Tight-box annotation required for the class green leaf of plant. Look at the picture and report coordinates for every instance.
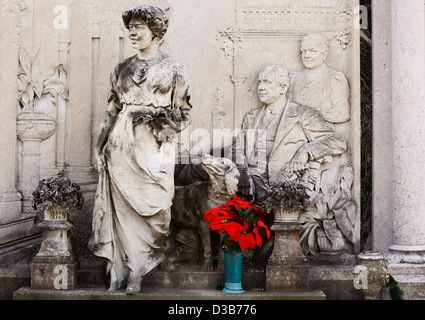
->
[247,214,254,226]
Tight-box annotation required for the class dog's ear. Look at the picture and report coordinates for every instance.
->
[224,165,240,195]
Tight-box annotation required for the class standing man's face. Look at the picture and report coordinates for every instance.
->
[257,71,286,105]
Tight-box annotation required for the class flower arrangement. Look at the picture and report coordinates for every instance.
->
[204,197,271,257]
[31,177,84,211]
[262,180,310,214]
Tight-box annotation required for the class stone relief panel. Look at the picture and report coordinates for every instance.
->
[220,0,359,260]
[286,32,356,259]
[16,46,67,211]
[5,0,359,276]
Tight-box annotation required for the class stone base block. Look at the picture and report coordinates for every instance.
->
[13,287,326,300]
[143,264,265,290]
[266,264,310,290]
[389,245,425,264]
[31,261,78,290]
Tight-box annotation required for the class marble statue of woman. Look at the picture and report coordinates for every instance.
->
[88,5,192,295]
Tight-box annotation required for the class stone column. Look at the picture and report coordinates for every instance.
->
[389,0,425,264]
[55,0,72,173]
[17,113,55,211]
[0,0,23,222]
[372,0,393,254]
[65,0,95,183]
[92,1,121,156]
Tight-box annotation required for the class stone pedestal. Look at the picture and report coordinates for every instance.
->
[268,222,306,264]
[31,261,78,291]
[31,207,78,290]
[266,222,309,290]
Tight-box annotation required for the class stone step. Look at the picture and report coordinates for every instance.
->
[13,287,326,300]
[142,266,265,290]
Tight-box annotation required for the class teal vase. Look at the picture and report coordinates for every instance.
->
[222,249,244,294]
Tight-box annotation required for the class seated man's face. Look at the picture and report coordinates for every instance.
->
[257,71,285,106]
[301,41,327,70]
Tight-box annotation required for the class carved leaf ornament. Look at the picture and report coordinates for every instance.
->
[18,47,67,111]
[300,165,356,255]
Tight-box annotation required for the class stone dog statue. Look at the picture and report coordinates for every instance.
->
[169,154,240,271]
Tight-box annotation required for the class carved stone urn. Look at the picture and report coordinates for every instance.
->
[36,207,74,259]
[272,208,301,222]
[316,229,345,255]
[356,251,390,300]
[31,177,84,290]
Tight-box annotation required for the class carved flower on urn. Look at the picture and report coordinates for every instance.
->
[262,180,310,222]
[32,177,84,214]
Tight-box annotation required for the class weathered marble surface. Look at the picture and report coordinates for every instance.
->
[89,5,192,295]
[0,0,362,298]
[232,64,355,259]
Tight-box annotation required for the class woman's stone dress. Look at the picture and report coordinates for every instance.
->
[88,53,191,288]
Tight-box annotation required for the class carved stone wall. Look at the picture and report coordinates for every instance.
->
[0,0,360,273]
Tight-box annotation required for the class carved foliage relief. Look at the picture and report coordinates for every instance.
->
[18,47,67,112]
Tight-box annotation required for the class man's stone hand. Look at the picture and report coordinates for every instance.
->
[284,147,309,177]
[238,171,253,196]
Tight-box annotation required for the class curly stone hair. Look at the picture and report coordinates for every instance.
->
[122,5,169,39]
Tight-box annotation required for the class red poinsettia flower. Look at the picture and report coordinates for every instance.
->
[225,221,244,237]
[204,207,228,223]
[204,197,271,256]
[238,232,256,252]
[207,211,231,232]
[226,197,265,220]
[209,219,229,235]
[253,227,262,248]
[226,197,252,210]
[256,220,271,239]
[228,221,257,252]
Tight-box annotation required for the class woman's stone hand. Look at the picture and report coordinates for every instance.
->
[95,152,107,172]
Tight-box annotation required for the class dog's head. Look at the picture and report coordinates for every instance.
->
[200,154,240,196]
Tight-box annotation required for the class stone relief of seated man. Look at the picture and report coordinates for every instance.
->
[232,65,347,206]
